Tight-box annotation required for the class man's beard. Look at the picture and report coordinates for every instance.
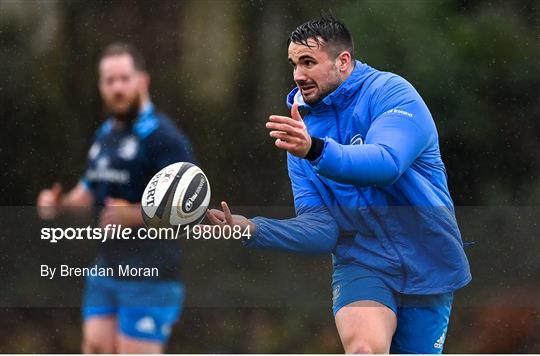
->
[104,94,141,124]
[302,75,343,105]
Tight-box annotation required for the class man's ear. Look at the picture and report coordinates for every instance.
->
[139,71,151,91]
[336,51,352,72]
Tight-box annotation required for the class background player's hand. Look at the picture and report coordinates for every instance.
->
[266,102,312,158]
[37,182,63,219]
[206,201,256,233]
[99,197,142,228]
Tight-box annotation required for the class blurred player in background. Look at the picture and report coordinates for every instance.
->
[207,16,471,353]
[37,43,196,353]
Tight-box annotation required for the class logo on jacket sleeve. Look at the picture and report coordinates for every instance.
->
[434,331,446,349]
[383,108,414,118]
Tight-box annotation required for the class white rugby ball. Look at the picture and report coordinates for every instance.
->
[141,162,211,228]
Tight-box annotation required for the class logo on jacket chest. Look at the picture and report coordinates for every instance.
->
[350,134,364,145]
[118,136,139,160]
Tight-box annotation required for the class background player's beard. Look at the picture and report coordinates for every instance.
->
[104,93,141,125]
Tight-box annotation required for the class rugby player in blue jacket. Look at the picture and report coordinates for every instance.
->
[207,17,471,353]
[36,43,196,353]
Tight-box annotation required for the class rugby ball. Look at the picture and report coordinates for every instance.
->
[141,162,211,228]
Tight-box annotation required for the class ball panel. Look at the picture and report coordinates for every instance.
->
[169,166,211,226]
[142,162,187,218]
[141,170,163,219]
[181,172,208,214]
[155,167,183,228]
[141,162,210,228]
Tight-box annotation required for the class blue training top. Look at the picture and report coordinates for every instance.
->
[81,103,197,280]
[246,60,471,295]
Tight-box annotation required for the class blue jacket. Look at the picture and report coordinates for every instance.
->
[245,60,471,294]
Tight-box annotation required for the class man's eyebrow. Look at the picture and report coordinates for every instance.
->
[298,55,316,61]
[288,54,315,64]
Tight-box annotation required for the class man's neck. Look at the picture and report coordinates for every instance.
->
[113,95,151,127]
[139,96,150,111]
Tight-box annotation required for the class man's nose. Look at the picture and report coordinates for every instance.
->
[111,80,124,92]
[294,67,308,83]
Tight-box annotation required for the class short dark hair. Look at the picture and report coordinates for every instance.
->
[288,15,354,58]
[99,42,146,71]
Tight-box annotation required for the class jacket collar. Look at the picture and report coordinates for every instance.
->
[137,102,154,121]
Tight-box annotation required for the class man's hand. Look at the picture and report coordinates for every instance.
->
[99,197,143,228]
[37,183,63,219]
[206,201,256,233]
[266,103,312,158]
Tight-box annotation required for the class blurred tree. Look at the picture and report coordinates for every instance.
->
[339,0,540,204]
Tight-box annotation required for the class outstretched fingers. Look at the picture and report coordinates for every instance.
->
[206,201,234,227]
[207,209,226,225]
[291,102,303,122]
[269,131,301,144]
[275,139,297,151]
[221,201,234,225]
[268,115,304,128]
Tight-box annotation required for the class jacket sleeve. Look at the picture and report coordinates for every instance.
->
[310,77,436,186]
[243,155,339,254]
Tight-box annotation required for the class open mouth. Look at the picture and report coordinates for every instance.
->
[300,85,316,96]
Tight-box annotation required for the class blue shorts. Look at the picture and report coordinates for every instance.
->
[332,263,453,354]
[82,275,184,343]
